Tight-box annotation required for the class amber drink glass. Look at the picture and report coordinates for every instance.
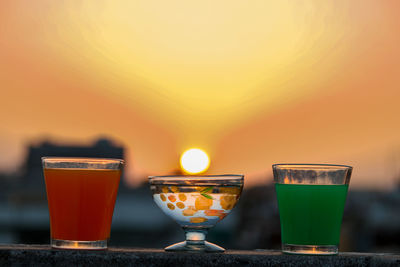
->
[42,157,123,250]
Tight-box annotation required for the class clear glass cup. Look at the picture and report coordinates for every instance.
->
[273,164,352,255]
[149,175,244,252]
[42,157,124,250]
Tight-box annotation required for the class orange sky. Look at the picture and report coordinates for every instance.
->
[1,1,400,189]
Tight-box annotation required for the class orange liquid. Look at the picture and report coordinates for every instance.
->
[44,168,120,241]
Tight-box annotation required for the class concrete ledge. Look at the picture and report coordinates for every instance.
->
[1,245,399,266]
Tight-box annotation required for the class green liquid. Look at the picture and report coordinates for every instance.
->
[275,184,348,246]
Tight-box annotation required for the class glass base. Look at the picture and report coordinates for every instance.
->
[282,244,338,255]
[51,239,108,250]
[165,241,225,252]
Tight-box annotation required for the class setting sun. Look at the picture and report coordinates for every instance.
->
[180,148,210,174]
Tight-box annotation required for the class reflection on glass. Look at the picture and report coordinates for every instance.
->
[273,164,352,255]
[149,175,244,252]
[42,157,123,250]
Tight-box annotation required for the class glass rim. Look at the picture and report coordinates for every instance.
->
[41,157,124,164]
[149,174,244,181]
[273,163,352,170]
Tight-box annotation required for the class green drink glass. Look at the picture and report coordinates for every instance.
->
[273,164,352,255]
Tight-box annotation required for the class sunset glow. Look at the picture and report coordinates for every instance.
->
[1,1,400,189]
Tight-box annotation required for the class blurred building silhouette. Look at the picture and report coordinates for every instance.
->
[13,138,125,204]
[24,138,124,176]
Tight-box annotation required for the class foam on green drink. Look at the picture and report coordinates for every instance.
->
[275,184,348,246]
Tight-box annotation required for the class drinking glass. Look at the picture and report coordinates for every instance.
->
[149,175,244,252]
[42,157,123,250]
[273,164,352,255]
